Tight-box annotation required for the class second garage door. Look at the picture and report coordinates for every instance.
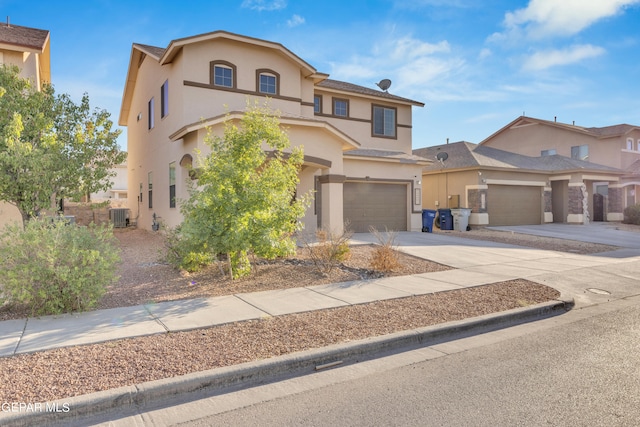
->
[487,185,542,226]
[343,182,407,233]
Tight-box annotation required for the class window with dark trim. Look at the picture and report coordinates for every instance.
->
[161,80,169,118]
[372,105,396,137]
[258,72,277,94]
[314,95,322,114]
[148,172,153,209]
[212,62,235,88]
[139,183,143,204]
[148,98,154,129]
[333,98,348,117]
[169,162,176,208]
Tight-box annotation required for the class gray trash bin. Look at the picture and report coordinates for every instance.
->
[451,208,472,231]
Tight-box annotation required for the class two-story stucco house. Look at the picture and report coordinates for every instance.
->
[480,116,640,222]
[0,20,50,229]
[119,31,428,234]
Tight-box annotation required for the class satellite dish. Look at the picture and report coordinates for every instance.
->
[376,79,392,92]
[436,152,448,162]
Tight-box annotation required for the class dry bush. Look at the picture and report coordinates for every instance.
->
[369,226,401,272]
[300,224,353,275]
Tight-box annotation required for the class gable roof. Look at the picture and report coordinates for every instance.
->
[480,116,640,145]
[414,141,623,175]
[317,79,424,107]
[0,22,49,52]
[120,30,330,126]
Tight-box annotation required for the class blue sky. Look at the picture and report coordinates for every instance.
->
[4,0,640,149]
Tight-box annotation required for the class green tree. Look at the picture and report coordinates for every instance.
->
[177,102,311,279]
[0,64,125,225]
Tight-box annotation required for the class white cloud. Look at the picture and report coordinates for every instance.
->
[497,0,640,39]
[478,48,492,60]
[287,14,305,27]
[241,0,287,11]
[389,37,450,61]
[522,44,606,71]
[328,35,459,96]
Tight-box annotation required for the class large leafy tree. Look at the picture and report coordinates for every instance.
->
[0,65,125,225]
[178,102,311,279]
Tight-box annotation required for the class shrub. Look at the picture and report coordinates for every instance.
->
[623,204,640,225]
[301,225,353,275]
[369,226,401,272]
[0,218,120,316]
[163,226,215,273]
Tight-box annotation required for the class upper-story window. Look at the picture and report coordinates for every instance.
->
[571,144,589,161]
[541,149,556,156]
[211,60,236,88]
[627,138,634,150]
[148,97,154,130]
[161,80,169,118]
[314,95,322,114]
[257,70,278,95]
[372,105,396,138]
[637,139,640,151]
[333,98,349,117]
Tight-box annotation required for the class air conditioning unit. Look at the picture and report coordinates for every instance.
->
[110,208,129,228]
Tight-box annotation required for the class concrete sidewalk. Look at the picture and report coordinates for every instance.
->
[2,230,639,357]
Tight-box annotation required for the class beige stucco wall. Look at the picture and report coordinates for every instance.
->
[315,89,414,155]
[422,169,481,210]
[0,201,21,229]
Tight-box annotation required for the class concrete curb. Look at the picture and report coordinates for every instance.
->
[1,297,573,427]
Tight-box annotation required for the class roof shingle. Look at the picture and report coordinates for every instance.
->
[0,22,49,52]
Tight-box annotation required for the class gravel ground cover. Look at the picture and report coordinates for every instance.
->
[1,225,629,402]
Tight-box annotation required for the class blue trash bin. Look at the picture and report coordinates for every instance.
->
[421,209,437,232]
[437,208,453,230]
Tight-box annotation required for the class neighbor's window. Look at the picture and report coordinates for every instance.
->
[314,95,322,114]
[627,138,634,150]
[161,80,169,118]
[541,149,556,156]
[333,98,348,117]
[571,144,589,161]
[148,172,153,209]
[259,72,277,94]
[213,65,233,88]
[372,105,396,137]
[139,182,143,204]
[148,98,154,129]
[169,162,176,208]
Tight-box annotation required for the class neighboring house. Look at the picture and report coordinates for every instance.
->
[0,20,50,229]
[89,160,129,208]
[414,141,624,226]
[119,30,428,234]
[479,116,640,222]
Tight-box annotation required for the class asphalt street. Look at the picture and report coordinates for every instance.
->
[174,296,640,427]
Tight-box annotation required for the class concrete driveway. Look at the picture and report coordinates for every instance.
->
[488,222,640,249]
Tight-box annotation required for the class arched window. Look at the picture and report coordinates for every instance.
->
[256,69,279,95]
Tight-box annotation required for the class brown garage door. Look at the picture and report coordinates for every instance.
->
[343,182,407,233]
[487,185,542,226]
